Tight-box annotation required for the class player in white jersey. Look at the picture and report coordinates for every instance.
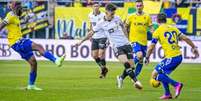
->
[77,3,108,78]
[76,3,142,89]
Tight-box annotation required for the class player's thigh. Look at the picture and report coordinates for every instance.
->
[117,54,129,63]
[31,41,44,52]
[133,42,144,59]
[155,56,182,74]
[11,39,33,60]
[97,38,107,58]
[91,49,99,59]
[98,49,106,58]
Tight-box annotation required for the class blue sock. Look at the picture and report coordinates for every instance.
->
[162,82,171,95]
[156,74,178,86]
[29,71,37,85]
[43,51,56,63]
[134,56,143,77]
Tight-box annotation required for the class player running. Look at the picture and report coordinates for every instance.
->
[77,3,143,89]
[124,0,154,79]
[77,2,108,78]
[0,2,65,90]
[145,13,199,99]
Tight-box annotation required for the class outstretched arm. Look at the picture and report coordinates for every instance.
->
[179,34,199,58]
[75,30,94,46]
[0,22,6,31]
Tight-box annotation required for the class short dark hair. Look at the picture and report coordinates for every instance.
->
[92,2,100,6]
[11,1,21,8]
[157,13,167,23]
[105,3,117,12]
[136,0,143,3]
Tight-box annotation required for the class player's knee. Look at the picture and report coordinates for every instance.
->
[124,62,131,69]
[98,53,104,59]
[36,44,45,55]
[152,70,158,79]
[137,54,143,60]
[92,53,98,59]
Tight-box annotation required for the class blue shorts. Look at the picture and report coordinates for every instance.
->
[132,42,147,57]
[155,55,183,74]
[11,38,33,61]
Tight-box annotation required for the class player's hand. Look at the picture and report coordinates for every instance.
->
[191,47,199,59]
[75,41,82,47]
[144,57,150,65]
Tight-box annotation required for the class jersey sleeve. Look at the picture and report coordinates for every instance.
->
[3,13,13,24]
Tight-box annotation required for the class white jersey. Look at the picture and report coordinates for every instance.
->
[88,12,106,39]
[93,16,130,48]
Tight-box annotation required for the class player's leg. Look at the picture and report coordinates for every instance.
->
[26,56,42,90]
[98,48,108,78]
[91,39,102,68]
[117,54,142,89]
[97,38,108,78]
[91,38,108,78]
[31,41,65,67]
[153,55,183,99]
[133,43,145,77]
[151,70,172,99]
[11,39,42,90]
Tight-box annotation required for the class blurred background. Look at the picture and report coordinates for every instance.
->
[0,0,201,62]
[0,0,201,40]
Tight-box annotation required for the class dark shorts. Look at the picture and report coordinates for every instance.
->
[91,38,108,50]
[11,38,33,61]
[155,55,183,74]
[132,42,147,57]
[113,44,133,59]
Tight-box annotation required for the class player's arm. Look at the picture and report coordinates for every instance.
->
[148,15,154,33]
[89,22,93,31]
[0,22,6,31]
[145,29,159,64]
[124,21,130,37]
[149,25,155,34]
[120,19,128,38]
[75,30,94,46]
[145,38,158,64]
[0,19,7,31]
[0,13,11,31]
[179,34,199,58]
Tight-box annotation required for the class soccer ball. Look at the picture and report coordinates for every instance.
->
[150,78,160,88]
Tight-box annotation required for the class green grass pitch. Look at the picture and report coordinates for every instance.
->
[0,61,201,101]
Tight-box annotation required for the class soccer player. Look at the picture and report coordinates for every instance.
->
[77,2,108,78]
[77,3,143,89]
[124,0,154,79]
[145,13,199,99]
[0,2,65,90]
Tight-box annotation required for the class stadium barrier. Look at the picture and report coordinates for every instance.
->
[0,39,200,63]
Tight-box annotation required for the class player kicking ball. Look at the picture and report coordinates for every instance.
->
[145,13,199,99]
[0,2,65,90]
[77,3,142,89]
